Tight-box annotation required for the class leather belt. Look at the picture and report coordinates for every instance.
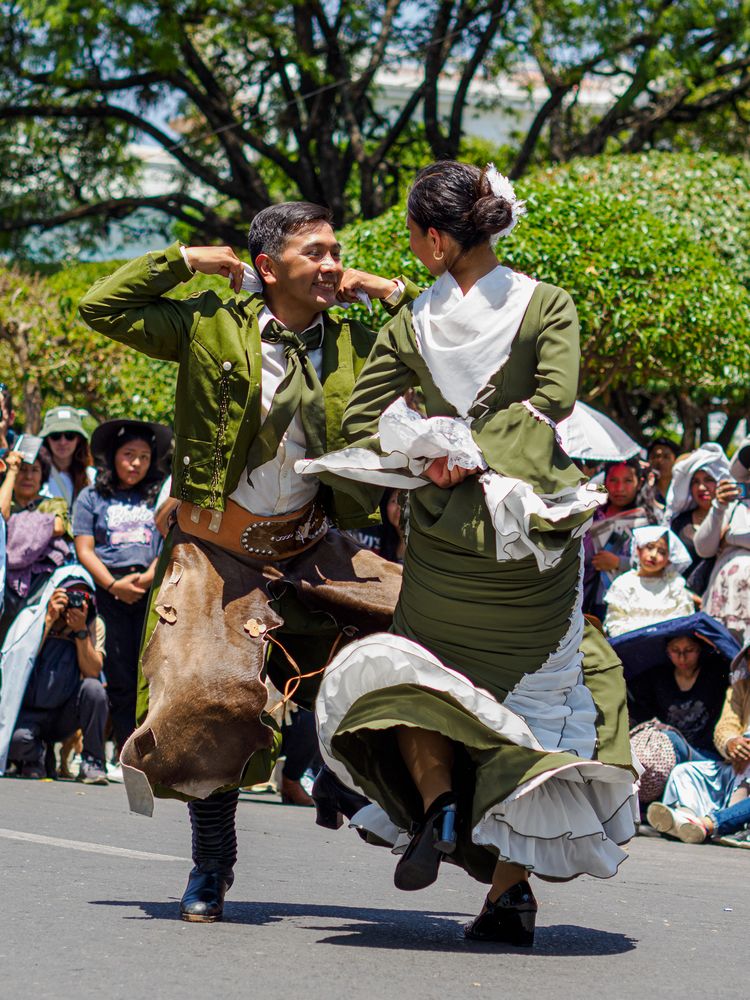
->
[177,496,328,560]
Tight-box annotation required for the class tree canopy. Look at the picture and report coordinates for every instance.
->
[1,151,748,448]
[2,0,749,253]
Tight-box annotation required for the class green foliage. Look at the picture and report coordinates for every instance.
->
[3,151,749,443]
[340,151,750,410]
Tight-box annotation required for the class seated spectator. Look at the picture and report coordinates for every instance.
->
[646,643,750,845]
[604,527,694,637]
[39,406,95,509]
[0,450,72,639]
[647,437,679,507]
[0,568,107,784]
[72,419,169,756]
[667,444,731,599]
[694,476,750,645]
[583,459,661,619]
[629,632,728,765]
[0,383,19,459]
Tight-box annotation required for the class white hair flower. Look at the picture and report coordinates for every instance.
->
[485,163,526,246]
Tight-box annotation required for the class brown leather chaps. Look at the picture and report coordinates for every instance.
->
[120,525,402,803]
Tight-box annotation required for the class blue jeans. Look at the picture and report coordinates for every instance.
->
[710,796,750,837]
[665,730,721,765]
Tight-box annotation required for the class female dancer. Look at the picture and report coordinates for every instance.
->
[306,162,639,947]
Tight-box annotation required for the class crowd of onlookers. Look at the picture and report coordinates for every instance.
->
[0,384,747,848]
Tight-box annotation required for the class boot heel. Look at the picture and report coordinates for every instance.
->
[314,801,344,830]
[434,802,457,854]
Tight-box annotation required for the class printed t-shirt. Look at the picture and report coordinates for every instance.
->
[72,486,162,569]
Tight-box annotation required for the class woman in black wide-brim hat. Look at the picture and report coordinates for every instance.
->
[71,419,172,756]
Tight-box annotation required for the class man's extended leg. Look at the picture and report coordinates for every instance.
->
[180,789,240,922]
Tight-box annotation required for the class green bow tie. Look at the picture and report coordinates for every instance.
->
[246,320,327,482]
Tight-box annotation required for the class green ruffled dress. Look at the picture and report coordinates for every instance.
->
[313,279,639,883]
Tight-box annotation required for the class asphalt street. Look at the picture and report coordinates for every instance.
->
[0,777,745,1000]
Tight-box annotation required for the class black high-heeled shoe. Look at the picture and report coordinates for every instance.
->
[393,791,458,892]
[311,765,370,830]
[463,880,537,947]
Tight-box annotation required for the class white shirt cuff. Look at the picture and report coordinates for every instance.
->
[179,246,195,273]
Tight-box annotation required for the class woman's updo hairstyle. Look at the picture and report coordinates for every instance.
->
[407,161,513,251]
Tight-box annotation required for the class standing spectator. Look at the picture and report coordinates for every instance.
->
[583,459,660,619]
[0,383,18,459]
[695,477,750,644]
[667,444,730,599]
[730,437,750,485]
[39,406,95,509]
[72,419,170,755]
[603,526,693,638]
[647,438,679,507]
[5,578,108,782]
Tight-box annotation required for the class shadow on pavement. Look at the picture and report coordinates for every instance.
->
[90,899,637,955]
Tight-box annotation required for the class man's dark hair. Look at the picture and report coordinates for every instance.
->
[247,202,332,270]
[647,436,679,458]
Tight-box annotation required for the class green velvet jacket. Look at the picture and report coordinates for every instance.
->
[78,241,417,527]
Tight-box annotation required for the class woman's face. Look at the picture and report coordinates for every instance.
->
[637,537,669,575]
[14,459,43,504]
[45,431,81,464]
[604,464,639,509]
[407,216,446,277]
[666,637,701,674]
[114,438,152,489]
[385,491,402,531]
[690,469,716,510]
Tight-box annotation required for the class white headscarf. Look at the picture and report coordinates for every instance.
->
[631,525,691,575]
[665,443,730,523]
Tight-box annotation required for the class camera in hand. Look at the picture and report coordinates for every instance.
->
[66,591,87,610]
[732,481,750,500]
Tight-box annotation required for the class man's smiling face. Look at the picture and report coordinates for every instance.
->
[257,221,344,316]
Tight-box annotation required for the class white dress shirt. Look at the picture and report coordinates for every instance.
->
[230,308,323,516]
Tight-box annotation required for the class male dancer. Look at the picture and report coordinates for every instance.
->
[79,203,413,921]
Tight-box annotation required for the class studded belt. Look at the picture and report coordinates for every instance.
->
[177,496,328,561]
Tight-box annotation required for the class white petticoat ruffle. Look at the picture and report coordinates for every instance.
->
[297,398,605,571]
[316,630,640,881]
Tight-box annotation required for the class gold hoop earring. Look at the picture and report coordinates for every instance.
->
[433,250,444,261]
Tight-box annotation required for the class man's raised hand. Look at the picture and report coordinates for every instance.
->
[185,246,245,294]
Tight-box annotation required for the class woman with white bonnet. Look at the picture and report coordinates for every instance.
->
[603,526,694,638]
[666,443,731,598]
[304,161,638,947]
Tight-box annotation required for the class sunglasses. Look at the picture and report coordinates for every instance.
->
[47,431,80,442]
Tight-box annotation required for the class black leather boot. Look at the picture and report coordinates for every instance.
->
[464,880,538,947]
[393,791,458,891]
[180,789,239,922]
[311,765,370,829]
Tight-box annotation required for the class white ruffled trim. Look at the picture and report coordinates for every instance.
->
[480,474,605,571]
[521,398,557,430]
[316,627,639,880]
[297,398,605,571]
